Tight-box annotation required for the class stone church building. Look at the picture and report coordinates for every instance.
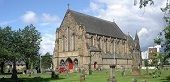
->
[53,9,142,71]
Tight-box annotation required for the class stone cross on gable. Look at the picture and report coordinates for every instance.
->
[67,3,70,9]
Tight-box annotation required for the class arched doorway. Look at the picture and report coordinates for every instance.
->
[66,57,73,70]
[60,59,65,66]
[74,58,78,66]
[74,58,78,71]
[94,62,97,69]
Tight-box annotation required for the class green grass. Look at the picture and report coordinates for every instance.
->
[0,69,170,82]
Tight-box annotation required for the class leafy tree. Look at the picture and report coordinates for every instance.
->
[41,52,52,69]
[0,26,13,74]
[19,25,41,70]
[0,26,22,79]
[0,25,41,80]
[10,30,23,79]
[134,0,154,8]
[139,0,170,65]
[144,59,149,74]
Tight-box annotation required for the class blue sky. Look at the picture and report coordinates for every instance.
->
[0,0,167,58]
[0,0,90,30]
[0,0,92,55]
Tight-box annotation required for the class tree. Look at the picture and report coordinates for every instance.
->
[0,26,22,80]
[41,52,52,69]
[10,30,23,80]
[0,26,13,74]
[19,25,41,70]
[134,0,154,8]
[0,25,41,80]
[138,0,170,65]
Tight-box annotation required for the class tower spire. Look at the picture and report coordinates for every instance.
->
[67,3,70,10]
[134,31,140,50]
[135,31,139,41]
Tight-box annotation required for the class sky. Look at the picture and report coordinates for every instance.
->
[0,0,167,57]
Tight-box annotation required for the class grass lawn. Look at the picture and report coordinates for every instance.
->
[0,69,170,82]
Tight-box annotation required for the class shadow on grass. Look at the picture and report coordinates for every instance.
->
[0,72,23,75]
[0,77,65,82]
[161,75,170,82]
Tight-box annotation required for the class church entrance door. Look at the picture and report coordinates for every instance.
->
[66,57,73,70]
[94,62,97,69]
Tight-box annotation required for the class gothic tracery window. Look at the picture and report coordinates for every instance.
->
[71,33,75,51]
[63,36,65,52]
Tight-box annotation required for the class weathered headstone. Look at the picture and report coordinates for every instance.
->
[132,66,140,75]
[121,66,125,76]
[131,78,137,82]
[108,64,116,82]
[51,70,59,79]
[80,68,86,82]
[33,69,37,74]
[132,51,141,76]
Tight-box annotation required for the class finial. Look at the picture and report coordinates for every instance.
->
[113,19,115,22]
[67,3,70,9]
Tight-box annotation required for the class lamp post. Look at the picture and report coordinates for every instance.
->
[89,52,92,75]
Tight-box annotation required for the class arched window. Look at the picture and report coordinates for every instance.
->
[71,33,75,51]
[74,58,78,66]
[91,36,94,46]
[105,39,107,53]
[67,27,70,51]
[110,41,113,53]
[100,39,103,50]
[62,36,65,52]
[60,59,65,65]
[113,39,116,54]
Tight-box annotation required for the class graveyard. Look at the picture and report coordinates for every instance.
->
[1,0,170,82]
[0,68,170,82]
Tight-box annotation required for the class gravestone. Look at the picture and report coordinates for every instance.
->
[80,68,86,82]
[132,66,140,75]
[121,66,125,76]
[108,64,116,82]
[131,78,137,82]
[132,51,141,76]
[33,69,37,74]
[51,70,59,79]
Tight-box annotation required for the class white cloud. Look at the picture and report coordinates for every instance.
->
[41,13,61,26]
[39,33,55,55]
[20,11,61,55]
[85,0,166,51]
[21,11,38,24]
[138,28,149,38]
[142,51,148,59]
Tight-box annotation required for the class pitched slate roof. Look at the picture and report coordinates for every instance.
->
[102,53,132,59]
[68,9,126,39]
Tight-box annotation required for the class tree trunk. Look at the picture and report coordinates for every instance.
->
[11,60,18,81]
[26,62,29,70]
[0,62,4,74]
[26,58,31,70]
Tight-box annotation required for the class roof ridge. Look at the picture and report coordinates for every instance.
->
[66,9,126,39]
[68,9,115,24]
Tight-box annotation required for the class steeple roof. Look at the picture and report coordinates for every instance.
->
[134,32,139,41]
[134,32,140,50]
[67,9,126,39]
